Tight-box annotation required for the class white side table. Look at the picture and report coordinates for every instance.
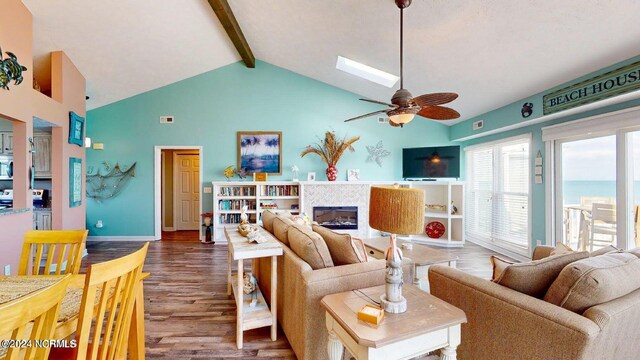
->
[225,227,283,349]
[321,285,466,360]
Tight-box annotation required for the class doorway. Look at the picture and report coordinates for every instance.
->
[155,146,203,241]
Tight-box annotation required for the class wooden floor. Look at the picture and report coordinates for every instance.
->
[83,232,514,359]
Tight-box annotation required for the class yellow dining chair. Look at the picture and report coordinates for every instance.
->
[19,230,88,275]
[49,243,149,360]
[0,274,72,360]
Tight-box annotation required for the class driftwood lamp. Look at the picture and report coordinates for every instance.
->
[369,185,425,313]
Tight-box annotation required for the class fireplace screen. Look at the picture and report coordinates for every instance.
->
[313,206,358,230]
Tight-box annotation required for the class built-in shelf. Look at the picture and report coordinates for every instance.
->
[411,181,465,248]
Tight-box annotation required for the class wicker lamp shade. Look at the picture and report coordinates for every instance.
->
[369,186,425,234]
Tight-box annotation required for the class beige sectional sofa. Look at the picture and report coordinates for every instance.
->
[255,211,412,360]
[429,246,640,360]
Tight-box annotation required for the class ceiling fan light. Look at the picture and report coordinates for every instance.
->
[389,113,415,124]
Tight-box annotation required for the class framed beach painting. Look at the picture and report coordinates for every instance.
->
[237,131,282,175]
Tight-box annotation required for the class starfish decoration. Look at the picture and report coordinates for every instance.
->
[366,141,390,167]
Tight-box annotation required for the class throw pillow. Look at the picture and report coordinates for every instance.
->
[272,216,294,246]
[550,243,574,256]
[312,225,366,265]
[262,210,277,233]
[590,245,621,257]
[495,251,589,298]
[544,252,640,313]
[288,224,334,270]
[490,256,515,282]
[629,247,640,259]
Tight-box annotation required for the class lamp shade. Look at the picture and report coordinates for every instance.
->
[369,186,425,234]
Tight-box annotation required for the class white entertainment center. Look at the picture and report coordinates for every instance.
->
[211,180,464,247]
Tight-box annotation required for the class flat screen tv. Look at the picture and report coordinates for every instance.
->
[402,146,461,179]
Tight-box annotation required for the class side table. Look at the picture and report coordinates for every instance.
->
[225,226,283,349]
[321,285,466,360]
[364,237,458,292]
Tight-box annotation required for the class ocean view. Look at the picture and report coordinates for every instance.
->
[563,180,640,205]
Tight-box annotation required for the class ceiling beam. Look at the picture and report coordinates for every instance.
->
[208,0,255,68]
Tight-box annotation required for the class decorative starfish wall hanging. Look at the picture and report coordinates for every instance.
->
[366,141,390,167]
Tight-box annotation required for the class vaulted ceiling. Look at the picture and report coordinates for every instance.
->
[24,0,640,124]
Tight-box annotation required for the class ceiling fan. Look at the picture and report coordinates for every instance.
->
[345,0,460,128]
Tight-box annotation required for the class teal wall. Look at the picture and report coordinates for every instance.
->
[86,60,451,236]
[451,54,640,249]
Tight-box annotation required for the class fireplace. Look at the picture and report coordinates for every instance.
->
[313,206,358,230]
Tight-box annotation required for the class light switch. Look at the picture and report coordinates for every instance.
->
[203,187,212,194]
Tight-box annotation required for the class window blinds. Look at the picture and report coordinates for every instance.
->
[466,136,530,249]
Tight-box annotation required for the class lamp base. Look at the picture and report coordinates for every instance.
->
[380,294,407,313]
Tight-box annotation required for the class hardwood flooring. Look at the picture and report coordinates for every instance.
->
[83,234,514,359]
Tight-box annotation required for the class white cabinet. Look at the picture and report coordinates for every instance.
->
[212,182,300,241]
[33,133,52,178]
[407,181,465,248]
[33,210,52,230]
[0,132,13,155]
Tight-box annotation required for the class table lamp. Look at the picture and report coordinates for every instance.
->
[369,185,425,313]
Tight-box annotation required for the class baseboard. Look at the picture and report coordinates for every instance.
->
[87,236,158,242]
[162,227,176,232]
[466,238,530,263]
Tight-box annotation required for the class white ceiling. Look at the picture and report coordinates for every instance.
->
[23,0,640,124]
[23,0,240,110]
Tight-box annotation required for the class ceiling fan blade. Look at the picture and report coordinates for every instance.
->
[344,110,389,122]
[417,105,461,120]
[359,98,398,108]
[412,93,458,107]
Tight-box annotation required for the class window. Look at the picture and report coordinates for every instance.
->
[466,135,531,255]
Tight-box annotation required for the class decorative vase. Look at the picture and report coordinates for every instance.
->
[326,165,338,181]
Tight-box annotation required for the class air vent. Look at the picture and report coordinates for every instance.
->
[378,117,388,124]
[473,120,484,130]
[160,116,174,124]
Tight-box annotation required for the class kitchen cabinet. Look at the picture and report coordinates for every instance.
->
[33,209,52,230]
[0,132,13,155]
[33,133,52,178]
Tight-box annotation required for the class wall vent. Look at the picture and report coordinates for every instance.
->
[160,116,174,124]
[378,117,388,124]
[473,120,484,130]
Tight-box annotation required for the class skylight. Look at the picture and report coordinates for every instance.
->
[336,56,399,88]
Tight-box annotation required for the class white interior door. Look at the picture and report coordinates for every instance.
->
[174,153,200,230]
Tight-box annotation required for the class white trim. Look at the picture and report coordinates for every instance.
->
[87,236,158,242]
[466,238,530,262]
[154,146,204,241]
[453,90,640,142]
[541,105,640,141]
[545,141,556,246]
[463,133,532,151]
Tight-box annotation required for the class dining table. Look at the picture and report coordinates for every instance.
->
[0,272,149,360]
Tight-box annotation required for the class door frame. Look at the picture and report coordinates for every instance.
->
[154,146,203,241]
[172,151,200,231]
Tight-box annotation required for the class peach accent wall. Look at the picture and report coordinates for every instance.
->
[0,0,86,273]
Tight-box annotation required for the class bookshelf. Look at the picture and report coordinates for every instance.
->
[212,181,300,241]
[405,181,465,248]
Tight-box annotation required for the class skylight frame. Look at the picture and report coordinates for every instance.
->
[336,56,399,88]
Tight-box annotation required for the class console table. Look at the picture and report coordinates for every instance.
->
[225,227,283,349]
[321,285,466,360]
[364,237,458,292]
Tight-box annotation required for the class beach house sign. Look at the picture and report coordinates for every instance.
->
[543,60,640,115]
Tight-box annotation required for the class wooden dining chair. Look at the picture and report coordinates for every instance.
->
[49,243,149,360]
[19,230,88,275]
[0,274,71,360]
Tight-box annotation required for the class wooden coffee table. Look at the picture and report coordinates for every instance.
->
[321,285,466,360]
[364,237,458,292]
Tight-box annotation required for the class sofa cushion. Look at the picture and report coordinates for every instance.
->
[273,216,294,246]
[312,225,366,265]
[490,256,515,281]
[590,245,621,257]
[288,225,334,270]
[495,251,589,298]
[544,252,640,313]
[262,210,277,233]
[550,243,574,256]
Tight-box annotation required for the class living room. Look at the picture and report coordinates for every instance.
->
[1,0,640,359]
